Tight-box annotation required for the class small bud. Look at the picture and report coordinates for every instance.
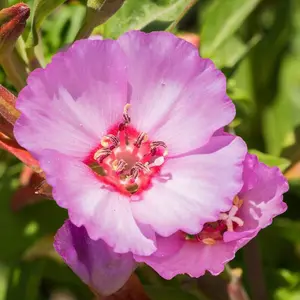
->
[0,3,30,55]
[0,84,20,139]
[177,32,200,48]
[0,132,41,173]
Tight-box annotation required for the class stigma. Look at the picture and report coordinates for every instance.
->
[86,104,168,195]
[183,196,244,246]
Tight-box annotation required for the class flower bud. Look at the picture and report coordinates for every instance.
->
[0,3,30,55]
[177,32,200,48]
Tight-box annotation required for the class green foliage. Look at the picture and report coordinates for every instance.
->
[26,0,65,48]
[200,0,262,58]
[98,0,195,38]
[249,150,291,171]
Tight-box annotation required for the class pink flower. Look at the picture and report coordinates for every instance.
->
[14,31,246,255]
[135,153,288,279]
[55,220,136,296]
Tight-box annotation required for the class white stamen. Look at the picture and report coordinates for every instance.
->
[220,205,244,232]
[149,156,165,167]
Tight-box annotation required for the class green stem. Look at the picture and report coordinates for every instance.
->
[0,0,7,9]
[76,1,125,40]
[0,49,28,91]
[166,0,198,32]
[76,23,94,40]
[16,37,29,65]
[75,10,98,40]
[244,239,268,300]
[26,47,42,71]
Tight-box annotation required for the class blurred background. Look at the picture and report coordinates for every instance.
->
[0,0,300,299]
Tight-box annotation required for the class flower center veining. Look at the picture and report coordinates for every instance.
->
[184,196,244,245]
[86,104,168,196]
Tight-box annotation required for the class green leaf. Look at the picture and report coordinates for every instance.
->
[65,5,86,44]
[43,5,73,50]
[210,34,261,69]
[0,161,66,263]
[98,0,194,39]
[263,55,300,156]
[26,0,65,48]
[275,270,300,300]
[87,0,123,10]
[273,218,300,244]
[5,261,45,300]
[261,0,300,156]
[43,4,85,53]
[249,149,291,171]
[200,0,262,58]
[0,263,9,300]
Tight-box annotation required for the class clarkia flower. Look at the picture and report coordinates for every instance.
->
[55,220,136,296]
[135,153,288,279]
[14,30,247,255]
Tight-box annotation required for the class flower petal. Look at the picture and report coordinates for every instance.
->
[40,150,156,255]
[118,31,235,155]
[232,153,288,234]
[136,233,237,279]
[131,135,247,236]
[137,153,289,280]
[55,220,136,296]
[14,39,127,160]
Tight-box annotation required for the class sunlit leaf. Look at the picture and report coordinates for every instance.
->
[0,162,66,263]
[200,0,262,58]
[275,270,300,300]
[263,55,300,156]
[249,149,291,172]
[5,261,44,300]
[210,34,261,69]
[98,0,195,38]
[26,0,65,48]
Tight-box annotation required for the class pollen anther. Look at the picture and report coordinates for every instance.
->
[123,104,131,125]
[101,134,119,148]
[94,148,112,162]
[150,141,168,156]
[134,132,148,148]
[233,195,243,208]
[202,238,216,245]
[112,159,127,173]
[90,105,168,195]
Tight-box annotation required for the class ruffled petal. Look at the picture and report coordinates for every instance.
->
[14,39,127,160]
[137,153,289,280]
[231,153,288,234]
[136,233,237,279]
[55,220,136,296]
[40,150,156,255]
[131,135,247,236]
[118,31,235,155]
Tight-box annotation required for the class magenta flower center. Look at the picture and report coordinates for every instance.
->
[86,105,168,196]
[184,196,244,245]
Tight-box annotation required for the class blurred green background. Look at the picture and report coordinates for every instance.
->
[1,0,300,299]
